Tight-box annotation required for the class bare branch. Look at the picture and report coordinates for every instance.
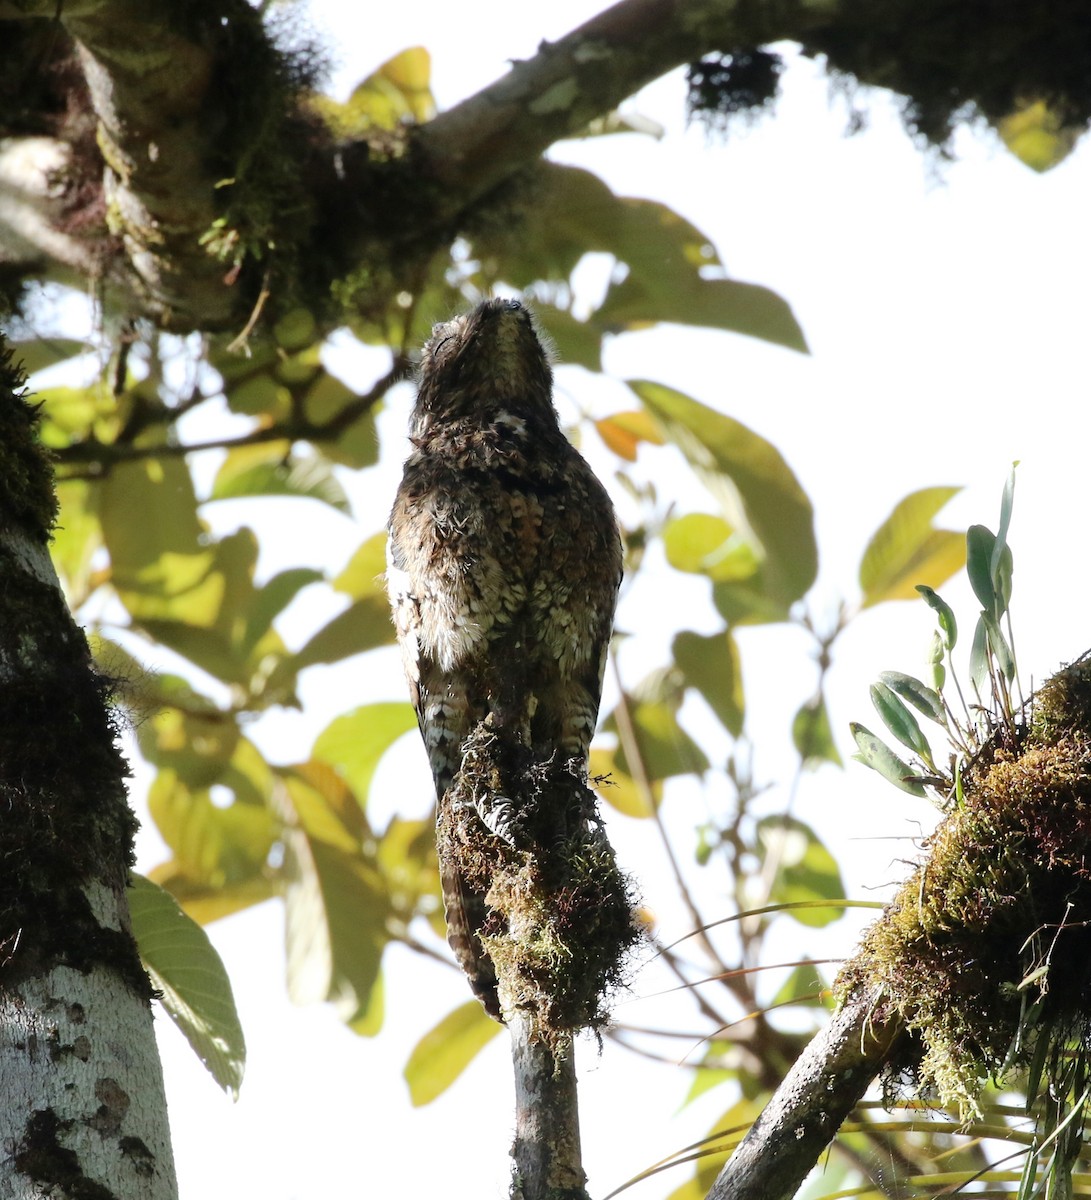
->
[707,990,903,1200]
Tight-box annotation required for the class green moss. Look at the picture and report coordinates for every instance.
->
[839,658,1091,1114]
[0,557,146,999]
[0,349,58,539]
[437,718,640,1048]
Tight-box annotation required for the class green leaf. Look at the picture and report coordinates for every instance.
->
[128,873,246,1098]
[858,486,964,607]
[878,671,946,725]
[588,748,659,817]
[404,1000,503,1106]
[13,336,89,377]
[969,613,992,698]
[770,959,831,1007]
[916,585,958,651]
[477,164,806,352]
[662,514,759,584]
[994,463,1018,575]
[603,698,710,782]
[966,524,999,615]
[210,449,352,514]
[242,567,324,658]
[333,532,389,599]
[870,682,934,767]
[291,595,396,670]
[673,629,744,736]
[631,380,816,609]
[849,723,927,797]
[312,703,419,808]
[981,612,1017,683]
[532,302,602,371]
[792,694,842,768]
[759,816,845,927]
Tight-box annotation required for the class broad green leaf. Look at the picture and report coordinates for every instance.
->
[210,449,351,514]
[870,682,934,767]
[594,410,665,461]
[304,370,380,469]
[291,595,396,670]
[631,380,816,608]
[475,164,805,351]
[404,1000,503,1106]
[878,670,946,725]
[273,308,317,351]
[146,862,276,925]
[758,816,845,927]
[312,703,419,808]
[588,747,660,816]
[52,478,102,604]
[792,695,842,768]
[849,723,927,797]
[672,629,744,736]
[242,567,324,658]
[916,585,958,651]
[604,698,709,782]
[859,486,964,607]
[282,831,390,1026]
[770,959,831,1007]
[14,336,88,377]
[128,873,246,1098]
[602,275,807,352]
[662,514,759,584]
[533,302,603,371]
[100,457,204,575]
[280,761,370,850]
[333,531,389,599]
[35,380,118,448]
[966,524,999,615]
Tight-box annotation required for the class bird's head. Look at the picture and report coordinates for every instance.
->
[413,299,555,433]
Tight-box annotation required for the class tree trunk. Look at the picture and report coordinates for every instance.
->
[0,346,178,1199]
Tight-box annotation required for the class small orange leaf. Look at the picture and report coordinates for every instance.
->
[595,410,665,461]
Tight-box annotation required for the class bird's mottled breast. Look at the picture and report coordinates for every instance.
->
[387,413,620,676]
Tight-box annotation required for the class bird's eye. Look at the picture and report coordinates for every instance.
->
[433,335,457,357]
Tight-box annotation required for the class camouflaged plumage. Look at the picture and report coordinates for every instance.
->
[387,299,622,1018]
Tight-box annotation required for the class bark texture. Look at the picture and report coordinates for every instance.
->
[0,351,177,1199]
[707,990,903,1200]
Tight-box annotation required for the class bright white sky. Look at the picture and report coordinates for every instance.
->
[120,5,1091,1199]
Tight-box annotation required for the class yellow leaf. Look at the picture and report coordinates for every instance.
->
[595,409,665,460]
[997,99,1080,173]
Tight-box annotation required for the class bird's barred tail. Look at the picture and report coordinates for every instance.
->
[439,862,502,1020]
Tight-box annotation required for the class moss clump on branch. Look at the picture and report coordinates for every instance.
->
[0,350,57,538]
[437,718,639,1049]
[839,657,1091,1114]
[802,0,1091,151]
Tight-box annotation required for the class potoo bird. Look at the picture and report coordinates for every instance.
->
[386,298,623,1018]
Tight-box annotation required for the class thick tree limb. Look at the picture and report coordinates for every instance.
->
[707,990,904,1200]
[0,0,831,330]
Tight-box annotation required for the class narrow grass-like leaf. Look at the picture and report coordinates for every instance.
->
[969,613,992,698]
[870,682,934,767]
[982,612,1017,683]
[128,873,246,1098]
[850,723,928,796]
[878,671,946,725]
[916,585,958,651]
[993,462,1018,577]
